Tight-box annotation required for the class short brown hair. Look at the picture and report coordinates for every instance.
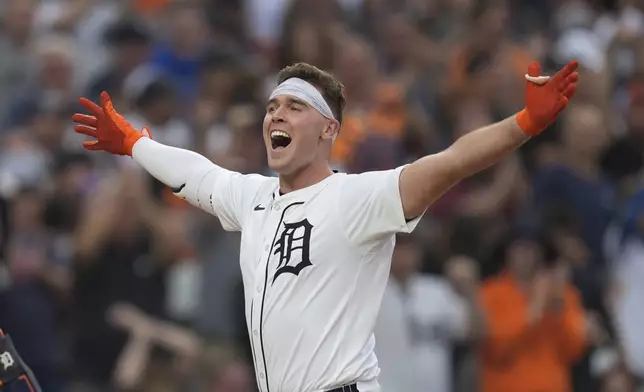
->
[276,62,347,124]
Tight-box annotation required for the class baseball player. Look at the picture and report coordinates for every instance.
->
[71,60,579,392]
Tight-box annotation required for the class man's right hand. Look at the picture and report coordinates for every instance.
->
[72,91,151,156]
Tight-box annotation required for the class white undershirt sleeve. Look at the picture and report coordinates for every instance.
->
[131,138,267,231]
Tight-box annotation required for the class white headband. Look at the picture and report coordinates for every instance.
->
[269,78,336,121]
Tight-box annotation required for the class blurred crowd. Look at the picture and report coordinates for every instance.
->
[0,0,643,391]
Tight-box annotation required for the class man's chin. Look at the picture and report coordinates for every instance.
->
[267,155,293,175]
[266,145,294,173]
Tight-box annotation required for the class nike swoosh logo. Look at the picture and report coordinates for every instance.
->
[254,205,266,211]
[171,183,186,193]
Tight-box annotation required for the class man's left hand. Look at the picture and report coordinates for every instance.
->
[517,60,579,136]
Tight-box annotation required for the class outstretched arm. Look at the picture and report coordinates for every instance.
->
[72,92,266,231]
[72,92,221,198]
[399,61,579,219]
[131,137,221,196]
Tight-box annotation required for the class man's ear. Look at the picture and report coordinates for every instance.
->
[321,121,340,141]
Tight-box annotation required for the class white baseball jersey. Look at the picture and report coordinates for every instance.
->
[184,165,422,392]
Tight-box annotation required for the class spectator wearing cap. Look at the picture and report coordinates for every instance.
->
[0,92,79,193]
[84,19,153,104]
[480,231,588,392]
[0,0,36,128]
[149,2,213,102]
[121,66,192,150]
[31,0,120,85]
[3,33,79,130]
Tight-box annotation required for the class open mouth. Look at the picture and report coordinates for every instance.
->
[270,130,292,150]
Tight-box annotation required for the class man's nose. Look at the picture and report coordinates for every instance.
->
[271,107,286,122]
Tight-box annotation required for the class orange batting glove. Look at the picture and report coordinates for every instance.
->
[72,91,151,156]
[516,60,579,136]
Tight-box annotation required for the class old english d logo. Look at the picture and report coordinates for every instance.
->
[272,218,313,283]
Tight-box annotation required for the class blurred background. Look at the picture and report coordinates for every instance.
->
[0,0,643,391]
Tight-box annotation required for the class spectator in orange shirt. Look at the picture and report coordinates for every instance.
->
[480,232,588,392]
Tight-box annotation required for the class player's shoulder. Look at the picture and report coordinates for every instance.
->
[333,166,406,188]
[232,172,278,203]
[343,166,406,178]
[245,174,279,195]
[239,172,278,189]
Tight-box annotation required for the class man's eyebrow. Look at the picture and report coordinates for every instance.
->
[287,97,307,106]
[266,97,308,107]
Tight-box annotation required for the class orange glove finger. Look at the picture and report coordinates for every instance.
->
[100,91,136,133]
[527,61,541,77]
[83,140,104,151]
[566,72,579,85]
[562,83,577,99]
[75,125,97,137]
[71,113,98,127]
[100,91,123,128]
[556,73,579,94]
[556,96,569,112]
[79,97,103,117]
[552,61,579,85]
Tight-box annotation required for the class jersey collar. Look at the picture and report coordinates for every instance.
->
[272,171,339,205]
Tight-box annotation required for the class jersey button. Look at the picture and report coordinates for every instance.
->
[257,285,262,293]
[253,330,258,336]
[275,204,281,211]
[260,373,265,379]
[264,245,269,251]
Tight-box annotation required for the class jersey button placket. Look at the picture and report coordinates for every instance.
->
[254,206,280,392]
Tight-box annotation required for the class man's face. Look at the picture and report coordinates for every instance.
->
[507,240,542,280]
[563,104,608,157]
[115,43,150,72]
[263,95,332,175]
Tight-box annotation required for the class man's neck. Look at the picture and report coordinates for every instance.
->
[278,162,334,194]
[508,270,533,290]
